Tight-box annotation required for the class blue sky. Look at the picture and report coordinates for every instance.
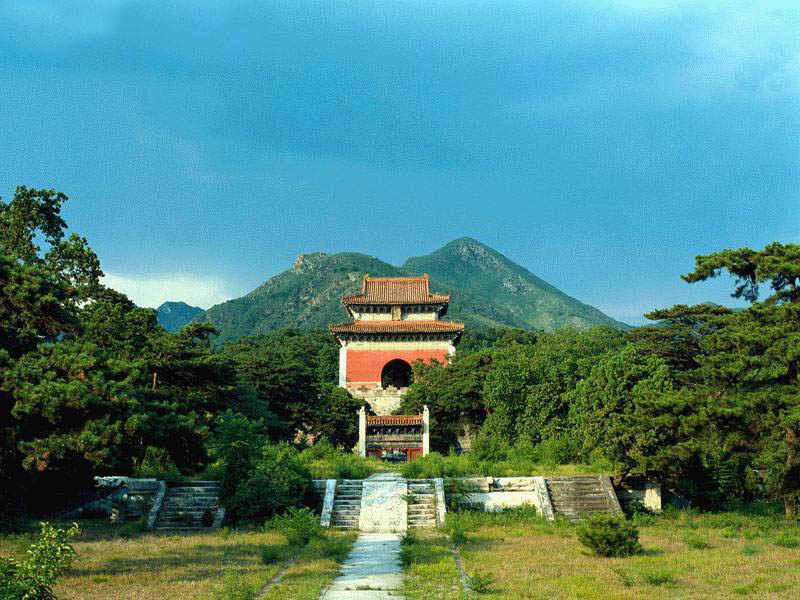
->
[0,1,797,325]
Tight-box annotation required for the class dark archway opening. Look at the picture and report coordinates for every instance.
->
[381,359,413,389]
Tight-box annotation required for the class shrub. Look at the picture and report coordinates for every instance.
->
[576,514,641,557]
[300,436,338,461]
[448,521,469,547]
[624,501,657,527]
[214,568,257,600]
[640,569,677,586]
[684,534,712,549]
[259,545,282,565]
[471,435,511,463]
[268,507,324,547]
[774,532,799,548]
[467,571,496,594]
[322,536,351,562]
[333,454,373,480]
[0,522,79,600]
[533,435,580,465]
[401,530,417,546]
[223,442,313,524]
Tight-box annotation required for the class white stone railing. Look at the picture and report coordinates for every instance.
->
[434,478,447,526]
[319,479,337,527]
[145,480,167,530]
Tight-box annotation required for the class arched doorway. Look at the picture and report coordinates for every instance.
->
[381,359,412,389]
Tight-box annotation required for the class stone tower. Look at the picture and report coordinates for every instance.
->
[329,274,464,415]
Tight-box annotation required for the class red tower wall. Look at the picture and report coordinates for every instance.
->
[345,349,450,384]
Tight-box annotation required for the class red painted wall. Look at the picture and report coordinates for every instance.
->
[345,349,449,383]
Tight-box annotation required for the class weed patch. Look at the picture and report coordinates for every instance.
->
[774,532,799,548]
[259,545,283,565]
[214,568,258,600]
[467,570,496,594]
[639,569,677,587]
[741,544,761,556]
[684,534,712,549]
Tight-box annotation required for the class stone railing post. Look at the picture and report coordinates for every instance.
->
[358,406,367,457]
[434,478,447,526]
[320,479,337,527]
[146,480,167,530]
[422,405,430,456]
[533,476,555,521]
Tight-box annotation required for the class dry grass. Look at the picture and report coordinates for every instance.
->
[260,533,356,600]
[0,518,343,599]
[402,505,800,600]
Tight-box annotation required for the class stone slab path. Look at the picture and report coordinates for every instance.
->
[320,533,404,599]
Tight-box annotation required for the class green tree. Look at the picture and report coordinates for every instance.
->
[629,303,732,376]
[683,242,800,519]
[399,351,493,451]
[3,339,144,479]
[482,327,626,445]
[0,186,103,305]
[221,329,342,440]
[314,384,366,449]
[569,344,676,484]
[683,242,800,304]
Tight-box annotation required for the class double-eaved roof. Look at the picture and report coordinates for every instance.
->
[331,274,464,338]
[342,274,450,306]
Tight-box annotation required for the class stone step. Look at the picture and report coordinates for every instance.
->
[408,518,436,523]
[163,497,219,503]
[167,481,219,487]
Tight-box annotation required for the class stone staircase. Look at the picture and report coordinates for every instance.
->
[545,475,622,522]
[407,479,437,528]
[154,481,221,531]
[331,480,363,529]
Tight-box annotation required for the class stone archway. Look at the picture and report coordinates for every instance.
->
[381,359,412,389]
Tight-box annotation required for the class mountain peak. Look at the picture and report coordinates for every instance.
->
[292,252,327,272]
[156,301,204,332]
[191,237,629,343]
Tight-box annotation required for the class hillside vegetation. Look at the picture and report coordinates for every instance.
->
[193,237,629,344]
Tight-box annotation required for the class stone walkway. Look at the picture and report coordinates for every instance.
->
[320,533,404,599]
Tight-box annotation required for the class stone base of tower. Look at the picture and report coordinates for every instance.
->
[349,385,406,416]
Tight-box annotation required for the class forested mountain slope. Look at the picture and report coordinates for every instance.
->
[193,238,629,344]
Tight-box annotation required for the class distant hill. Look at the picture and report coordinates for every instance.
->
[157,301,204,332]
[193,238,629,344]
[404,237,628,332]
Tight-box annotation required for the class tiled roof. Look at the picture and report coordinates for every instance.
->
[342,274,450,305]
[328,320,464,334]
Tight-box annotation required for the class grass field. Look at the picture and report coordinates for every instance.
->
[402,503,800,600]
[0,518,354,600]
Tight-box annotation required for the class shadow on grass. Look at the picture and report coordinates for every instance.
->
[403,535,454,568]
[69,541,272,578]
